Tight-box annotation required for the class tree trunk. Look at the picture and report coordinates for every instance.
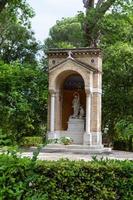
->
[83,0,116,47]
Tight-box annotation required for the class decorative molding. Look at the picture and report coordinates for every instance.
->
[85,88,92,96]
[85,88,102,95]
[49,89,56,95]
[49,57,99,73]
[93,88,102,94]
[47,47,102,57]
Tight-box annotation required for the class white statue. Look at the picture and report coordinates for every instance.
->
[72,93,80,118]
[79,106,84,119]
[67,50,73,59]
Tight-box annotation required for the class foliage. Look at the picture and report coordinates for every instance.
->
[48,138,59,144]
[60,136,73,145]
[0,17,40,64]
[113,116,133,151]
[102,43,133,141]
[80,0,117,47]
[115,116,133,140]
[100,1,133,144]
[0,3,39,64]
[48,137,73,145]
[0,154,133,199]
[0,0,47,146]
[0,61,48,144]
[0,0,34,22]
[44,16,84,51]
[0,129,12,146]
[21,136,44,147]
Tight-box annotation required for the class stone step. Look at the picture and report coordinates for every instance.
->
[46,144,104,149]
[36,144,112,154]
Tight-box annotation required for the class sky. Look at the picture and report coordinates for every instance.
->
[27,0,84,42]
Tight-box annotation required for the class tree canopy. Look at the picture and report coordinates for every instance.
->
[0,0,47,144]
[44,16,84,50]
[0,61,47,143]
[0,0,34,20]
[0,0,40,64]
[81,0,117,47]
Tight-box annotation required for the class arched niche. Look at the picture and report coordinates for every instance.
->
[60,73,86,130]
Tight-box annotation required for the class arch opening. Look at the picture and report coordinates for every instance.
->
[62,74,86,130]
[55,71,86,131]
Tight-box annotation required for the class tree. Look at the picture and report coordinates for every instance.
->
[0,0,40,64]
[0,15,40,64]
[0,0,33,19]
[44,0,120,49]
[0,61,48,144]
[81,0,117,46]
[115,116,133,150]
[0,0,48,145]
[102,43,133,140]
[100,1,133,140]
[44,16,84,51]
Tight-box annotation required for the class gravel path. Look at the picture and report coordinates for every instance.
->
[21,150,133,161]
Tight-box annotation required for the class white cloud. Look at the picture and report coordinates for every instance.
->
[27,0,84,42]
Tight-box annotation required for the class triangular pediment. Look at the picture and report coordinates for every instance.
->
[49,58,99,73]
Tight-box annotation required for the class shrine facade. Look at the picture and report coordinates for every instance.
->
[47,48,103,148]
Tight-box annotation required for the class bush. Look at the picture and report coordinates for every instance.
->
[0,62,48,144]
[60,136,73,145]
[0,129,12,146]
[114,117,133,151]
[21,136,44,147]
[113,139,133,152]
[0,154,133,199]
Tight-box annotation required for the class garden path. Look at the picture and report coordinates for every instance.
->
[21,150,133,161]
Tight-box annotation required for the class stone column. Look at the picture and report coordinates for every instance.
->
[50,91,55,132]
[86,91,91,133]
[91,72,103,146]
[83,90,92,145]
[55,90,62,130]
[83,71,93,145]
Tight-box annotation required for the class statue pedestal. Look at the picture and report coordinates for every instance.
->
[67,118,84,132]
[66,118,85,144]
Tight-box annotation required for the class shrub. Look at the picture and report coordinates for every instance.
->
[114,117,133,151]
[0,62,48,144]
[60,136,73,145]
[113,139,133,151]
[0,154,133,199]
[0,129,12,146]
[21,136,43,147]
[48,137,73,145]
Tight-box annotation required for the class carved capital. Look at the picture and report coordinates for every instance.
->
[93,88,102,94]
[49,89,56,96]
[85,87,93,96]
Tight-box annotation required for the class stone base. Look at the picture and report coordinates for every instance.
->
[67,118,84,132]
[48,131,103,147]
[44,144,112,154]
[83,132,103,147]
[48,131,83,144]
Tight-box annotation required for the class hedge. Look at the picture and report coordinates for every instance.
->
[0,154,133,200]
[21,136,44,147]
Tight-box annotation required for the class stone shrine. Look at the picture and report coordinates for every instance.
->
[47,48,103,148]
